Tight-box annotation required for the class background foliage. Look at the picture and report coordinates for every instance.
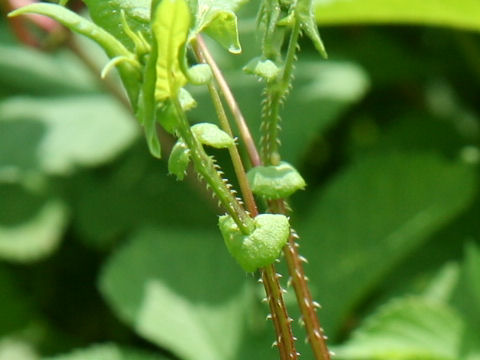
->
[0,0,479,359]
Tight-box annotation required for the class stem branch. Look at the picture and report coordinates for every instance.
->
[195,36,262,167]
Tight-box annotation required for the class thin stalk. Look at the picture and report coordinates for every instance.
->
[262,20,301,166]
[193,40,299,360]
[262,264,298,360]
[272,200,331,360]
[195,36,262,167]
[200,74,258,216]
[173,98,254,235]
[260,16,332,360]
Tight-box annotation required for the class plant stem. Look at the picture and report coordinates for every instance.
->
[262,264,298,360]
[173,98,254,234]
[260,16,332,360]
[195,36,262,167]
[262,20,300,166]
[192,43,258,215]
[272,200,331,360]
[193,39,299,360]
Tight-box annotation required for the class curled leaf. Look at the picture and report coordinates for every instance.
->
[192,1,245,53]
[168,140,191,180]
[247,162,306,199]
[219,214,290,272]
[191,123,234,149]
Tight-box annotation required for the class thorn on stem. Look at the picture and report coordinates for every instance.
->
[299,255,308,264]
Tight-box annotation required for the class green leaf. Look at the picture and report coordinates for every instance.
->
[0,184,68,263]
[297,0,327,58]
[186,64,213,85]
[247,162,306,199]
[243,57,280,82]
[100,227,250,360]
[168,139,191,180]
[152,0,190,101]
[0,96,138,176]
[192,0,246,53]
[44,343,167,360]
[191,123,235,148]
[314,0,480,32]
[139,40,162,158]
[333,297,464,360]
[299,152,477,335]
[82,0,151,51]
[219,214,290,272]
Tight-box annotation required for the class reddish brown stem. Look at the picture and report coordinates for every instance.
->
[262,264,298,360]
[195,36,261,167]
[274,200,331,360]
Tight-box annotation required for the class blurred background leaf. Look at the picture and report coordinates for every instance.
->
[1,0,480,359]
[315,0,480,31]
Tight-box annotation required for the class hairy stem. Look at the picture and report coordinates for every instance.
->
[261,20,300,166]
[260,15,332,360]
[193,43,258,215]
[272,201,331,360]
[173,97,254,234]
[262,264,298,360]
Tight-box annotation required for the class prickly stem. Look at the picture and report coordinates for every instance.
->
[262,264,299,360]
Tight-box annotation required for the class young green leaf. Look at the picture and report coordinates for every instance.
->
[247,162,306,199]
[152,0,191,101]
[168,140,191,180]
[191,0,246,53]
[219,213,290,272]
[243,57,281,82]
[139,32,162,158]
[296,0,327,58]
[186,64,213,85]
[191,123,235,149]
[257,0,285,59]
